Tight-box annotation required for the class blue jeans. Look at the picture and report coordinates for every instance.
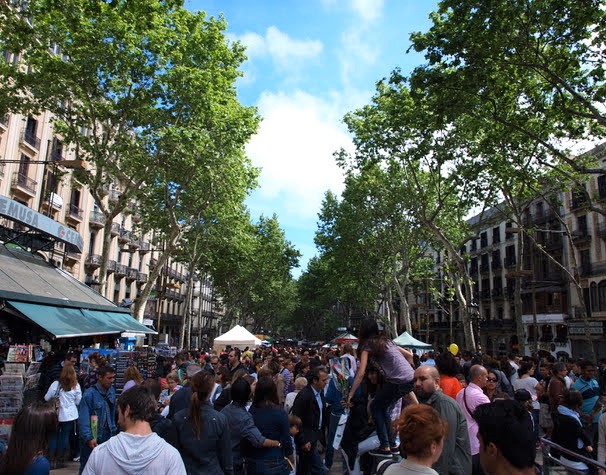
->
[297,442,325,475]
[324,413,341,469]
[247,457,289,475]
[49,420,75,452]
[371,381,410,449]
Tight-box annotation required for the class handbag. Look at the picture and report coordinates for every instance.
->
[52,383,61,414]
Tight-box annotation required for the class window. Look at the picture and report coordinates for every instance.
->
[471,239,477,251]
[535,201,544,218]
[51,138,63,161]
[505,245,516,267]
[591,282,599,312]
[497,307,504,320]
[493,226,500,244]
[577,215,588,235]
[599,281,606,312]
[505,221,513,240]
[492,249,501,270]
[598,175,606,199]
[18,154,30,176]
[480,232,488,248]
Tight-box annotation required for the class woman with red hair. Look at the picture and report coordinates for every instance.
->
[378,404,448,474]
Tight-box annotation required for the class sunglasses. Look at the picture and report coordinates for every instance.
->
[486,377,498,383]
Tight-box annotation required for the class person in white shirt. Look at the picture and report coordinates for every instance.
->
[44,365,82,468]
[284,377,307,413]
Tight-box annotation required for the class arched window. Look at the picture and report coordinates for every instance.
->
[598,281,606,312]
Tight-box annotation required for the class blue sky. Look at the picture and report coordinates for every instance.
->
[186,0,440,276]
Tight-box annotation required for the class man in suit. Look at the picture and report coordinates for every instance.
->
[291,366,329,475]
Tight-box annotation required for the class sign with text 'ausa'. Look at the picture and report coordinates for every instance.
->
[0,194,84,252]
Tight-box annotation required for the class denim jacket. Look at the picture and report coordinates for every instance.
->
[78,383,117,443]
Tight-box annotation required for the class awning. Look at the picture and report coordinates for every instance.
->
[81,309,156,335]
[8,302,156,338]
[8,301,120,338]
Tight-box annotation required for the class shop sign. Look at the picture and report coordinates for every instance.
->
[0,194,83,252]
[568,321,603,335]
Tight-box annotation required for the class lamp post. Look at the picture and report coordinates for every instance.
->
[469,300,482,353]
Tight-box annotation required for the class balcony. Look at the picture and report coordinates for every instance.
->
[571,228,591,243]
[137,272,148,283]
[118,228,130,243]
[480,288,491,300]
[584,260,606,277]
[67,203,84,222]
[11,172,38,197]
[126,267,138,280]
[107,260,117,273]
[139,241,150,253]
[115,264,127,276]
[21,130,41,151]
[110,222,120,236]
[129,236,140,250]
[85,254,102,269]
[504,257,516,268]
[108,189,120,203]
[64,249,81,263]
[89,210,105,228]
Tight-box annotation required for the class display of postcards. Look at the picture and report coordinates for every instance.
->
[3,363,26,376]
[0,375,24,392]
[25,362,42,377]
[24,373,41,391]
[33,346,44,362]
[6,345,30,363]
[0,420,12,441]
[0,393,23,414]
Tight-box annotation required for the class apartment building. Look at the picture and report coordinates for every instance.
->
[408,143,606,358]
[0,111,221,347]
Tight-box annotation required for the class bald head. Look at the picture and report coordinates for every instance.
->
[469,364,488,387]
[413,365,440,400]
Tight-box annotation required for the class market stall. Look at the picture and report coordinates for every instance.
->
[213,325,262,352]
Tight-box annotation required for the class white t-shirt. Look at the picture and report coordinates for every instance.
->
[514,376,540,410]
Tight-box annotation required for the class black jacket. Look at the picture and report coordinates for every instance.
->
[291,384,328,447]
[168,385,192,420]
[174,401,233,475]
[552,410,592,462]
[151,414,178,448]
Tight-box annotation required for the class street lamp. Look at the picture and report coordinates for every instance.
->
[469,300,482,353]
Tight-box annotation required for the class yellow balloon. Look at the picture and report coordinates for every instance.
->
[449,343,459,356]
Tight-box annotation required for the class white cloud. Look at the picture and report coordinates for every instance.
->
[319,0,384,23]
[338,26,379,86]
[246,89,371,223]
[350,0,384,22]
[231,26,323,70]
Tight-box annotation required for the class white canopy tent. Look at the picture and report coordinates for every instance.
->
[213,325,262,352]
[393,331,433,350]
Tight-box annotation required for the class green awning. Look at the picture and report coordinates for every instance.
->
[8,301,120,338]
[81,309,156,335]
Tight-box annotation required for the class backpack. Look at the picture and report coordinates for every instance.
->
[376,459,397,475]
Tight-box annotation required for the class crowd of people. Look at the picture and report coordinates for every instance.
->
[1,318,606,475]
